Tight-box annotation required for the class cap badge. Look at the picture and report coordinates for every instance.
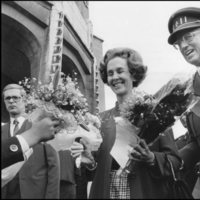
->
[173,16,188,31]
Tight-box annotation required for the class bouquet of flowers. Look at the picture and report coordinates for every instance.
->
[19,72,102,151]
[46,112,102,152]
[120,72,194,144]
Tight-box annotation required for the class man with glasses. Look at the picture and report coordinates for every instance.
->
[2,84,60,198]
[168,7,200,198]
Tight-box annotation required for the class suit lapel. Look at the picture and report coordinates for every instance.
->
[2,119,32,138]
[193,72,200,96]
[15,120,32,135]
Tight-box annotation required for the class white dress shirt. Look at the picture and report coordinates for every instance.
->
[9,116,33,159]
[10,116,25,137]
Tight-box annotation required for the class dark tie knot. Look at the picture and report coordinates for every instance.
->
[13,119,19,125]
[13,119,20,135]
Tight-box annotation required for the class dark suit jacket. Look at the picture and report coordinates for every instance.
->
[59,150,77,199]
[1,120,60,199]
[59,150,76,184]
[179,72,200,170]
[1,135,24,169]
[89,107,182,199]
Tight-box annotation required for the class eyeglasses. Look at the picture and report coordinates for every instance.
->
[4,96,22,102]
[173,29,200,50]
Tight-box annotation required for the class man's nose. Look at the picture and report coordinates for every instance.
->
[7,98,15,103]
[179,39,189,50]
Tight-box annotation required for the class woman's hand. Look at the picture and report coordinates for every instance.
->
[70,141,84,159]
[129,139,155,164]
[70,140,95,165]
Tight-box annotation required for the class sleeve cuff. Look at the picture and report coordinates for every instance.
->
[16,135,33,161]
[147,153,156,166]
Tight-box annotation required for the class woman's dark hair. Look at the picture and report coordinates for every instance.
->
[99,47,148,87]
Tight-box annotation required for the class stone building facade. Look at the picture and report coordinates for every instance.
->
[1,1,105,122]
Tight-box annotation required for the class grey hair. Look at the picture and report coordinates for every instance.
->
[2,84,26,97]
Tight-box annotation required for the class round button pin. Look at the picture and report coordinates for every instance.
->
[10,144,18,152]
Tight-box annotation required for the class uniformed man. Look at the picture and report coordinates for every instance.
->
[168,7,200,198]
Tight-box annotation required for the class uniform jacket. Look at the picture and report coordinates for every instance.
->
[1,136,24,169]
[89,107,182,199]
[1,120,60,199]
[179,72,200,170]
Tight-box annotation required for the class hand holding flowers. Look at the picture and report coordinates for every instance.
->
[119,72,195,173]
[70,140,97,169]
[120,72,194,144]
[129,139,155,164]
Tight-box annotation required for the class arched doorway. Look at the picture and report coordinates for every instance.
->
[1,14,41,122]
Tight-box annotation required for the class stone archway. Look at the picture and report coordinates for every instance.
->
[62,55,85,95]
[1,14,41,122]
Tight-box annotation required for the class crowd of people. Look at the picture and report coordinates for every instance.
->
[1,7,200,199]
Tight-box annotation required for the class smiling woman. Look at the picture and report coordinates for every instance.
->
[99,48,147,104]
[107,57,135,102]
[71,47,182,199]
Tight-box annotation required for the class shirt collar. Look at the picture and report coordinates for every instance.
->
[10,116,25,126]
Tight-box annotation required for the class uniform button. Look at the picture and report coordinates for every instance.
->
[10,144,18,152]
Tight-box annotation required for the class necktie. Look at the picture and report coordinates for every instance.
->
[13,119,19,135]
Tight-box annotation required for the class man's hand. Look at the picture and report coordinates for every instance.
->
[21,117,60,147]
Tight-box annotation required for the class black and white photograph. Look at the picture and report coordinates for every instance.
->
[1,1,200,199]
